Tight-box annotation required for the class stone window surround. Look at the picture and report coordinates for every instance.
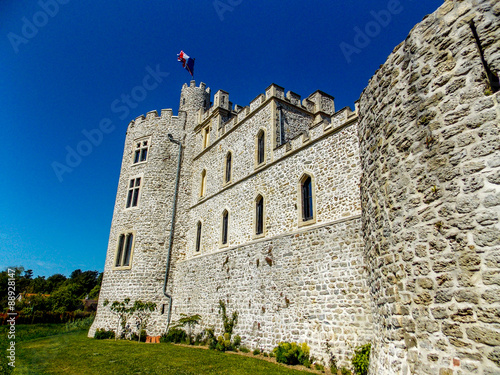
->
[125,174,143,210]
[113,230,136,270]
[253,193,266,239]
[132,136,151,165]
[254,127,267,169]
[223,150,233,186]
[298,172,317,227]
[195,220,202,253]
[202,125,210,149]
[200,169,207,198]
[220,208,230,248]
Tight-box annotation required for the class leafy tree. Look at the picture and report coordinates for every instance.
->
[46,274,67,293]
[133,301,157,342]
[172,313,202,341]
[69,269,99,298]
[27,276,48,294]
[50,284,81,313]
[104,298,134,340]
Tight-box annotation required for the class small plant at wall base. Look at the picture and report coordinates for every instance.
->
[351,343,371,375]
[93,328,115,340]
[172,313,202,344]
[272,342,311,367]
[212,300,239,351]
[104,298,134,340]
[219,300,238,335]
[161,327,188,344]
[132,300,157,342]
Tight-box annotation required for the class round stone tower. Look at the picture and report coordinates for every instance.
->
[179,80,211,126]
[358,1,500,374]
[90,81,211,338]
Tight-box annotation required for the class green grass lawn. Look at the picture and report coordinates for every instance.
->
[13,328,317,375]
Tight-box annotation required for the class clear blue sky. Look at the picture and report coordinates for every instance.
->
[0,0,442,277]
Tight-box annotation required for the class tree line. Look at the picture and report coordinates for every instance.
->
[1,267,102,315]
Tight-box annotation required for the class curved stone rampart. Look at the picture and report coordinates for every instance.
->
[358,1,500,374]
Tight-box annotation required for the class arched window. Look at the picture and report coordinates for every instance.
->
[256,130,265,165]
[255,195,264,235]
[221,210,229,245]
[301,175,314,222]
[200,169,207,197]
[195,221,202,252]
[225,152,232,183]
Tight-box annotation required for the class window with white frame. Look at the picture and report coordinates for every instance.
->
[133,138,149,164]
[126,177,141,208]
[115,232,135,268]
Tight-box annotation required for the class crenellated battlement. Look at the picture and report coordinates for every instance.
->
[194,82,354,157]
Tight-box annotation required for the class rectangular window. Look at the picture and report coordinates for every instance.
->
[126,177,141,208]
[202,127,210,149]
[256,196,264,235]
[302,176,313,221]
[133,139,149,164]
[257,132,265,165]
[196,222,202,252]
[115,232,134,268]
[225,153,232,183]
[222,210,229,245]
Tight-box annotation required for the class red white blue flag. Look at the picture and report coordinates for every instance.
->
[177,50,195,76]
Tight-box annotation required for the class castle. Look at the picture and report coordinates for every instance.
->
[90,1,500,374]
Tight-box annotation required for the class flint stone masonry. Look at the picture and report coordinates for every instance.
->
[358,0,500,374]
[91,1,500,373]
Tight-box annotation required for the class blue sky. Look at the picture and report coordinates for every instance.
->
[0,0,443,277]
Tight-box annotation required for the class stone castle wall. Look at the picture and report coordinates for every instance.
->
[170,216,371,365]
[358,1,500,374]
[168,91,370,365]
[90,1,500,373]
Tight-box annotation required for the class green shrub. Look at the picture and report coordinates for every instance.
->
[351,343,371,375]
[194,331,205,345]
[341,367,352,375]
[161,328,188,344]
[130,330,147,342]
[206,327,217,350]
[233,334,241,348]
[215,333,234,351]
[272,342,310,366]
[253,348,261,355]
[314,363,325,371]
[263,352,269,357]
[239,346,250,353]
[94,328,115,340]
